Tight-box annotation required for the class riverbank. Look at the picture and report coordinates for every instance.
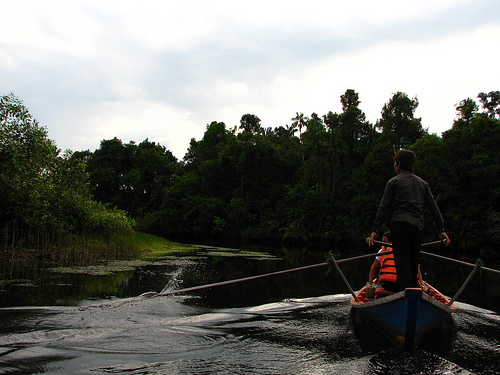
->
[1,231,196,267]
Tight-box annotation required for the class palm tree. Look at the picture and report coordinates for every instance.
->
[291,112,309,165]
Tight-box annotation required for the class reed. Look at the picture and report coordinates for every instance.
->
[0,226,199,270]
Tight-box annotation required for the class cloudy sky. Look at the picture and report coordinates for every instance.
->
[1,0,499,159]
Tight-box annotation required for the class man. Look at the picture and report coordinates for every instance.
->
[366,149,450,292]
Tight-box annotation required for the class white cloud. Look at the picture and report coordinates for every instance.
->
[1,0,498,159]
[52,100,199,158]
[247,22,500,134]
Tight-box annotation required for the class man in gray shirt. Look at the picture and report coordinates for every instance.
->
[366,149,450,292]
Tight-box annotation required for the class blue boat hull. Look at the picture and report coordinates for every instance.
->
[351,285,456,349]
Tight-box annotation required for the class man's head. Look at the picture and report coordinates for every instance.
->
[394,149,415,171]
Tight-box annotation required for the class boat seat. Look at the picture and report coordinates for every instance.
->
[375,287,395,298]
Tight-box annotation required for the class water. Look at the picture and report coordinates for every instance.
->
[0,250,499,374]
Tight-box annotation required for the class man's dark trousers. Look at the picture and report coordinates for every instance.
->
[391,221,423,291]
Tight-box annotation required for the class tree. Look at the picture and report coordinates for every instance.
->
[411,134,457,241]
[478,91,500,119]
[86,137,129,208]
[85,137,179,233]
[455,98,478,123]
[324,89,374,165]
[291,112,308,136]
[185,121,232,167]
[441,100,500,251]
[0,93,58,229]
[301,113,329,186]
[341,88,361,110]
[1,93,135,258]
[239,114,262,134]
[125,139,178,218]
[376,92,427,150]
[291,112,308,164]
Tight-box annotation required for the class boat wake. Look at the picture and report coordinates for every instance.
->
[0,295,498,374]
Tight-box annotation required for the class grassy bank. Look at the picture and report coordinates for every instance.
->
[1,231,200,268]
[119,231,200,258]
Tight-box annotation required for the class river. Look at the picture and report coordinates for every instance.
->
[0,247,499,374]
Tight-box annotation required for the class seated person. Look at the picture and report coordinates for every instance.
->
[366,231,397,297]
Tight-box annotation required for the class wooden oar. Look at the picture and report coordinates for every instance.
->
[329,252,360,302]
[157,262,327,296]
[447,260,482,306]
[373,239,500,275]
[155,241,500,298]
[156,251,392,297]
[373,239,446,249]
[421,251,500,275]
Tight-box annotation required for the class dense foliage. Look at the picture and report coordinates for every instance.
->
[1,94,135,263]
[78,90,498,256]
[1,90,499,261]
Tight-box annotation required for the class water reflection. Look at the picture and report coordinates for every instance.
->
[1,247,499,312]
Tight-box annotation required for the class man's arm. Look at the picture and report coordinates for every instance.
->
[424,184,445,232]
[425,184,451,246]
[368,259,380,285]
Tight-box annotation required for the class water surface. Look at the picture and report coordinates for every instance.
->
[0,249,499,374]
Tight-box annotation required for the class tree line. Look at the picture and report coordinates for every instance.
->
[76,89,499,255]
[1,90,499,262]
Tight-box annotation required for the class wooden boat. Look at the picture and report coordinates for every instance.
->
[350,283,456,350]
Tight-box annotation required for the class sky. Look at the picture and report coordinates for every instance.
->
[1,0,499,159]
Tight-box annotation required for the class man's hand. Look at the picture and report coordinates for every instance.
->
[366,232,378,246]
[439,232,451,246]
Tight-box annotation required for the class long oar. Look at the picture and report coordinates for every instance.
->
[372,239,500,275]
[447,260,482,306]
[372,240,500,305]
[421,251,500,276]
[374,239,500,276]
[157,262,327,296]
[329,252,359,302]
[373,239,446,249]
[155,250,392,297]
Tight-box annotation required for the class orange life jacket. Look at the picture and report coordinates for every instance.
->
[378,246,397,283]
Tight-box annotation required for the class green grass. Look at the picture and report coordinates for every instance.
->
[117,231,199,258]
[1,230,198,269]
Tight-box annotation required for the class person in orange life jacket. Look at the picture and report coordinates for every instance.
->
[367,232,398,292]
[366,149,450,292]
[366,231,426,296]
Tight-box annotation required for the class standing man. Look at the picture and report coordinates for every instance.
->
[366,149,450,292]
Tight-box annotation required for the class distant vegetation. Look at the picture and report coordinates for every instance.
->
[1,90,499,263]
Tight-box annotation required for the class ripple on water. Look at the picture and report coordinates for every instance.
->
[368,349,473,374]
[1,296,499,374]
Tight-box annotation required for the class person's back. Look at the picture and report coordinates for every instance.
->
[389,170,431,231]
[367,149,450,291]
